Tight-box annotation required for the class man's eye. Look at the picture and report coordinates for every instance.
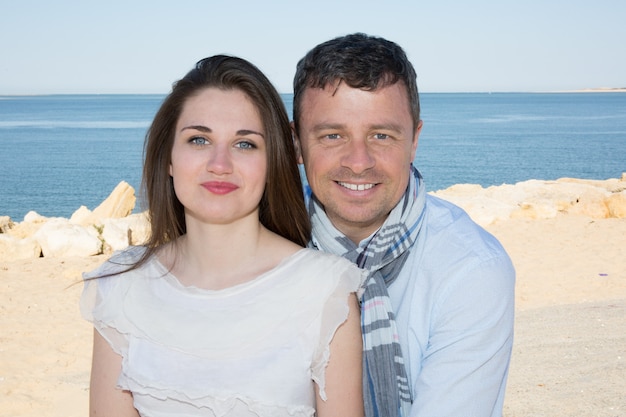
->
[325,133,340,140]
[374,133,389,140]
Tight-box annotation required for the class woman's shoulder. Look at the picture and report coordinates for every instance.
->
[298,248,360,269]
[293,248,367,292]
[83,245,148,280]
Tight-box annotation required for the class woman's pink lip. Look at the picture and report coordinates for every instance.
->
[201,181,239,195]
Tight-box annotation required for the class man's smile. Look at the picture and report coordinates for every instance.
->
[336,181,376,191]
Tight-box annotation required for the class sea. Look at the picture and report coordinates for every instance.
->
[1,93,625,221]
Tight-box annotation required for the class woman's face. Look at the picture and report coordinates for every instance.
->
[169,87,267,226]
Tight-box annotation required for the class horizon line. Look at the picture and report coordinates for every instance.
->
[2,87,626,97]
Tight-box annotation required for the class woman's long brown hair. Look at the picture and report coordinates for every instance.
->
[103,55,310,276]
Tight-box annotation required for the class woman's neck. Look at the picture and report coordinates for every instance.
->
[162,216,300,290]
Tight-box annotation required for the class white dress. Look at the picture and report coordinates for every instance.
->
[80,246,365,417]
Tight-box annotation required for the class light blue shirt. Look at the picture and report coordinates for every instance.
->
[387,194,515,417]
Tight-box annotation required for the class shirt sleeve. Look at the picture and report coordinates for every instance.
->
[80,247,145,356]
[410,254,515,417]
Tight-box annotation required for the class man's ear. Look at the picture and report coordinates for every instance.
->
[291,121,304,164]
[410,120,423,162]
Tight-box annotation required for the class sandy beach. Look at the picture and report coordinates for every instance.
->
[1,212,625,416]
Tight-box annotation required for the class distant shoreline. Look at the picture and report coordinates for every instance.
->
[2,88,626,97]
[564,87,626,93]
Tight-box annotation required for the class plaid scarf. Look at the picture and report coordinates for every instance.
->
[307,166,426,417]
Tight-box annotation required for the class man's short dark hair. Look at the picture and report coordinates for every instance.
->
[293,33,420,133]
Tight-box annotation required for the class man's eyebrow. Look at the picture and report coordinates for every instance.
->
[369,123,404,133]
[180,125,264,138]
[310,123,345,132]
[311,122,404,133]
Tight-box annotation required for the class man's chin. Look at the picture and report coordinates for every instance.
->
[327,207,385,231]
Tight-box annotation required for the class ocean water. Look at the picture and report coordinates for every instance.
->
[1,93,625,220]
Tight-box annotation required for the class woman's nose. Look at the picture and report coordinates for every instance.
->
[206,145,233,174]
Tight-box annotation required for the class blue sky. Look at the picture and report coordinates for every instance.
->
[1,0,624,94]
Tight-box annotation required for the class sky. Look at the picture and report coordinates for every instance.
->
[1,0,625,95]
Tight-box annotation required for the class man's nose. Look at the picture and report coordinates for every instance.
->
[340,138,375,174]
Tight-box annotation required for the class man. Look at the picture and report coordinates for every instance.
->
[292,33,515,417]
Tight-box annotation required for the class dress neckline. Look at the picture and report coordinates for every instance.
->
[152,248,309,296]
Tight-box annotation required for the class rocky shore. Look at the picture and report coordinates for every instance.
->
[1,175,625,262]
[0,181,149,260]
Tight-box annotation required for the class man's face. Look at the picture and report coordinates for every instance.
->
[295,82,421,243]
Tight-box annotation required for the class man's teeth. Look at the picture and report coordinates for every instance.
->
[338,182,375,191]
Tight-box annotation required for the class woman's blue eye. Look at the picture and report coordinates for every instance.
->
[236,141,256,150]
[190,137,207,145]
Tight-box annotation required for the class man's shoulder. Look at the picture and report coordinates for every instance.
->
[423,193,482,235]
[395,194,514,299]
[419,194,510,265]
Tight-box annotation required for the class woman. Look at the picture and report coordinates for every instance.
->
[81,55,365,417]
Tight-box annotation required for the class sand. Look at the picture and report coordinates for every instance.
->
[485,216,626,416]
[1,214,625,416]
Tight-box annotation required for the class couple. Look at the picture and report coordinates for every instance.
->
[81,33,515,417]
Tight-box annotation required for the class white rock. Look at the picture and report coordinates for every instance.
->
[92,181,136,219]
[433,178,619,224]
[69,205,93,225]
[23,211,48,223]
[0,216,14,233]
[100,219,130,252]
[606,190,626,218]
[34,219,102,258]
[0,235,41,261]
[99,212,151,252]
[120,212,151,246]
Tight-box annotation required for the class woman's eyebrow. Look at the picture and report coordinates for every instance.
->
[180,125,264,138]
[180,125,211,133]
